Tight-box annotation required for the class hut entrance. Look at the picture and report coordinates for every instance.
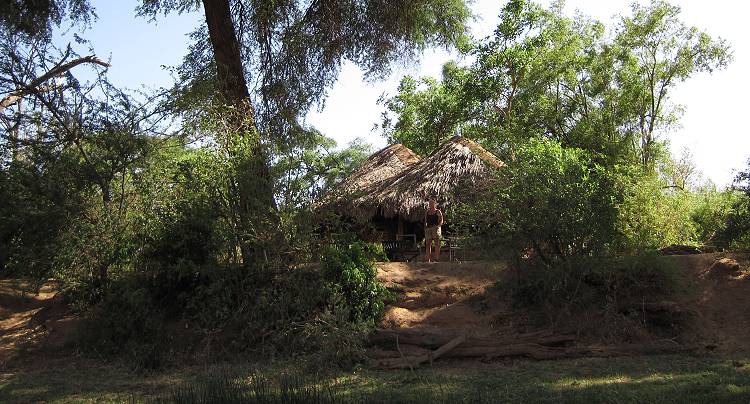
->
[370,215,422,261]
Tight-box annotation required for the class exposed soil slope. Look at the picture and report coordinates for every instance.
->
[375,253,750,355]
[670,253,750,353]
[0,280,74,367]
[377,261,510,337]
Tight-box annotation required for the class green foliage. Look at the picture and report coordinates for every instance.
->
[616,176,747,252]
[0,0,94,40]
[380,0,730,168]
[79,274,170,369]
[78,237,389,367]
[379,63,471,156]
[719,196,750,250]
[273,132,372,212]
[142,0,472,139]
[690,187,743,247]
[714,161,750,249]
[616,175,699,251]
[458,139,622,263]
[0,157,86,279]
[320,239,389,324]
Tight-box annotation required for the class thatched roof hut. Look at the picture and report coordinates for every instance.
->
[337,136,504,222]
[335,143,421,197]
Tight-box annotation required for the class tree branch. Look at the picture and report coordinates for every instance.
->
[0,55,110,112]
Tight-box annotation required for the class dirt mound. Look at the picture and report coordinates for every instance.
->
[0,280,75,367]
[700,257,742,279]
[673,253,750,352]
[375,253,750,358]
[377,262,510,336]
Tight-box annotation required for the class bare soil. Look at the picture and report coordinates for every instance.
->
[377,261,510,336]
[375,253,750,355]
[672,253,750,353]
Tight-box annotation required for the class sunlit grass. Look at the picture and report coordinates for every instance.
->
[2,355,749,403]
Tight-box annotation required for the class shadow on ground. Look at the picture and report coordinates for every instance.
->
[1,354,749,403]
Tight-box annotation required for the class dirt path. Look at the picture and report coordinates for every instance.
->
[377,261,512,336]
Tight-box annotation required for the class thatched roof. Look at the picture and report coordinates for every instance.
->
[332,143,420,200]
[338,136,504,222]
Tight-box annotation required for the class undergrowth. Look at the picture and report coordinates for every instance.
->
[78,239,390,370]
[501,254,680,339]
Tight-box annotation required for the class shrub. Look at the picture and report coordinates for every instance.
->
[691,187,743,248]
[503,253,678,336]
[79,273,170,369]
[714,162,750,250]
[319,239,389,324]
[717,195,750,250]
[616,174,701,251]
[456,139,623,262]
[79,238,390,368]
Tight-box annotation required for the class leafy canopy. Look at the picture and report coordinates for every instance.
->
[380,0,731,170]
[139,0,472,140]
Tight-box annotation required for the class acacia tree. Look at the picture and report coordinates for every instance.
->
[0,2,173,282]
[137,0,472,264]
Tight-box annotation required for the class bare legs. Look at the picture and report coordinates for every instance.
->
[425,239,441,262]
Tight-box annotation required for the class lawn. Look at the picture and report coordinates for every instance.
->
[1,354,749,403]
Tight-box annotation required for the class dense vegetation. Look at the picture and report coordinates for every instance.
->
[382,0,749,257]
[1,0,749,372]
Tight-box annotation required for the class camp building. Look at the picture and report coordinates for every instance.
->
[322,136,504,260]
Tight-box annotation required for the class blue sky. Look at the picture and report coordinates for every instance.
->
[57,0,749,187]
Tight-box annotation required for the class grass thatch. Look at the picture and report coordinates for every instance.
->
[336,143,421,196]
[329,136,504,222]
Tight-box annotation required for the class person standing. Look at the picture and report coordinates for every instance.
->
[424,198,443,262]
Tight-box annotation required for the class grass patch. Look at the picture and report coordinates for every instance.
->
[2,354,750,403]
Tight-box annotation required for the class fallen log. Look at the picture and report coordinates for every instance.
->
[372,335,467,369]
[618,301,694,316]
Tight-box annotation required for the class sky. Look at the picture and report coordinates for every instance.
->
[59,0,749,187]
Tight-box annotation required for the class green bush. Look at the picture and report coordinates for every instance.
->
[79,273,170,369]
[690,187,743,248]
[79,238,390,368]
[457,139,623,262]
[616,174,702,251]
[504,254,678,330]
[713,162,750,250]
[716,195,750,250]
[320,239,389,324]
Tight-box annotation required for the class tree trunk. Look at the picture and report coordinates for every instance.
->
[201,0,250,108]
[201,0,280,265]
